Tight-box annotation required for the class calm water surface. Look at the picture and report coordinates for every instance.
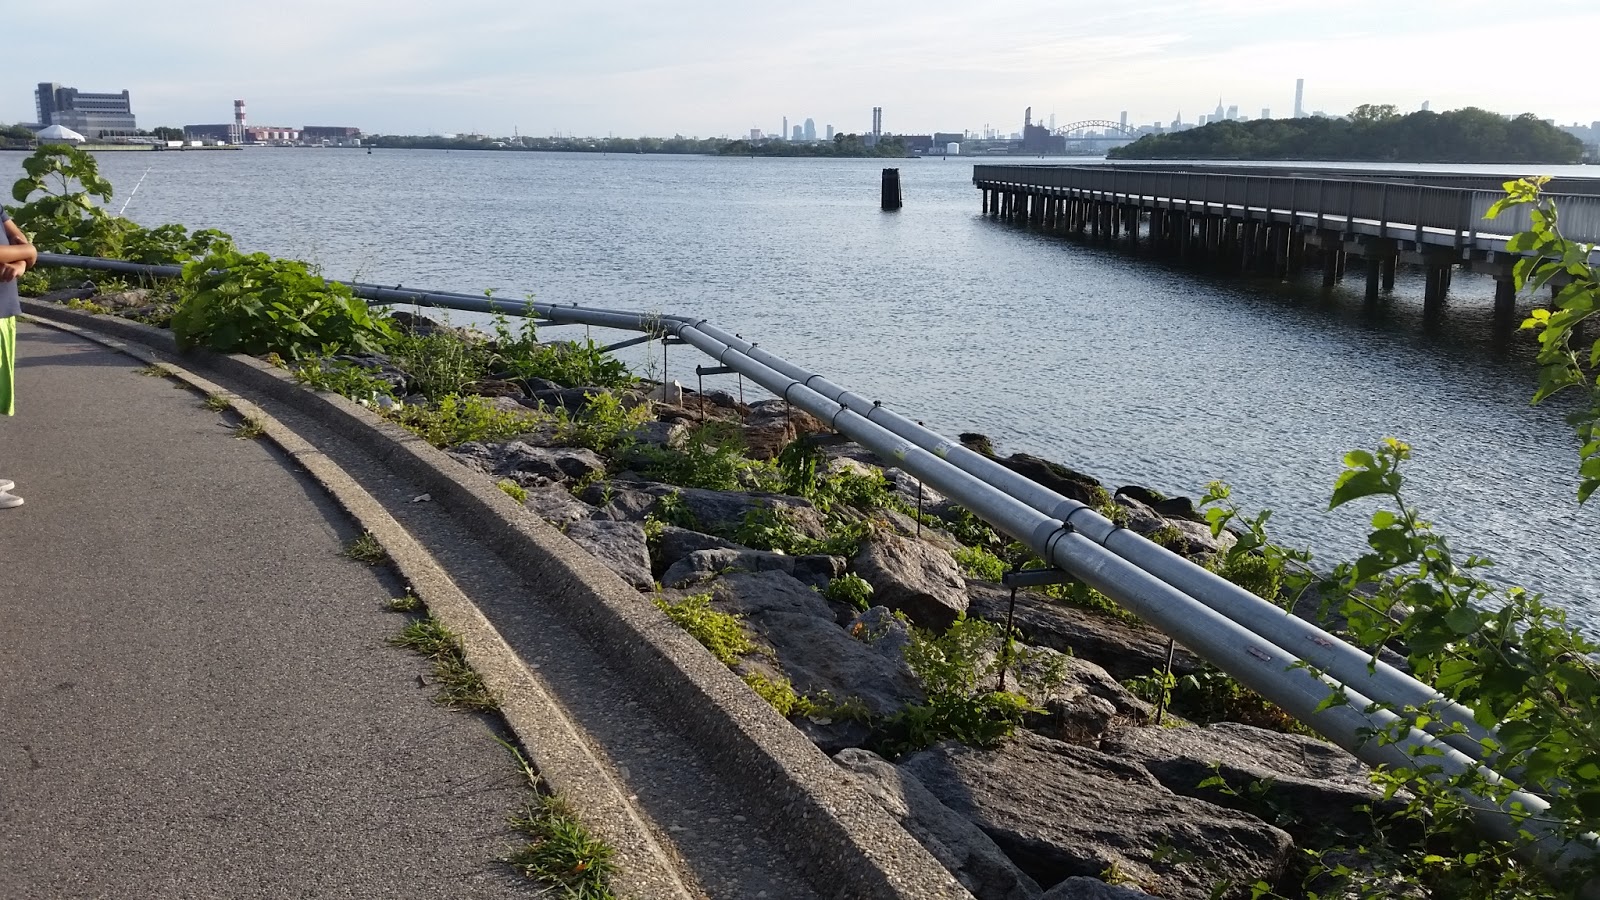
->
[14,149,1596,633]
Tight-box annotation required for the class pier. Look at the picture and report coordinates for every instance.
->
[972,164,1600,315]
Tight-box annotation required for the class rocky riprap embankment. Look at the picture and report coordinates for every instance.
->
[430,381,1382,899]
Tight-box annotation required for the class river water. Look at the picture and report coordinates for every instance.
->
[11,149,1596,633]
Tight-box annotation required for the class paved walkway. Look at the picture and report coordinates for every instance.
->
[0,323,533,899]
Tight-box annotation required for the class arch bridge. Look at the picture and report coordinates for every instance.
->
[1052,120,1140,141]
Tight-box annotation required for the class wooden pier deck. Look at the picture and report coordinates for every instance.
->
[972,164,1600,314]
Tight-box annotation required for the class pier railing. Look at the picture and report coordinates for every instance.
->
[973,164,1600,248]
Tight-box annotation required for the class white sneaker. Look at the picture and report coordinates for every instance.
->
[0,479,12,493]
[0,492,21,509]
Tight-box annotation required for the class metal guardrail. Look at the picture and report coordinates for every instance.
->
[30,251,1599,881]
[973,164,1600,247]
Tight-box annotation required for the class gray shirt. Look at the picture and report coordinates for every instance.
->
[0,208,20,318]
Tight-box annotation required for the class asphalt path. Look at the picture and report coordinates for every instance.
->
[0,323,533,899]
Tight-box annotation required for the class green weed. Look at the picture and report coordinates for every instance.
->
[652,592,752,665]
[823,573,875,611]
[497,479,529,504]
[952,545,1007,582]
[387,594,422,612]
[232,416,267,439]
[389,393,540,448]
[506,795,618,898]
[203,393,231,412]
[344,532,388,565]
[390,615,499,712]
[294,359,398,404]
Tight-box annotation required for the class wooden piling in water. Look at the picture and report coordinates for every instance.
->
[881,168,902,211]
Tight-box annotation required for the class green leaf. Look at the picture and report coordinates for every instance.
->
[1443,605,1481,635]
[1330,469,1389,509]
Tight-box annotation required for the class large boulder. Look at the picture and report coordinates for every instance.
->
[884,466,947,510]
[899,732,1293,899]
[965,582,1202,682]
[995,454,1110,508]
[524,486,599,529]
[494,442,607,486]
[853,533,969,631]
[582,481,827,540]
[661,548,844,590]
[741,399,827,460]
[1039,878,1149,899]
[651,526,741,574]
[1100,723,1388,842]
[1006,647,1152,745]
[562,518,653,591]
[711,572,923,721]
[835,748,1043,900]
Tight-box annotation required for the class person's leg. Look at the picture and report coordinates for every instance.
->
[0,315,19,508]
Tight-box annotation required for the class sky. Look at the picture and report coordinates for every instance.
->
[7,0,1599,138]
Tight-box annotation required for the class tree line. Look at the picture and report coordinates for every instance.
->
[1110,106,1584,164]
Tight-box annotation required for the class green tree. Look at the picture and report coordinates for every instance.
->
[1349,103,1401,123]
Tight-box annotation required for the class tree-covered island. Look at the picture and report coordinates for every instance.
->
[1109,105,1584,164]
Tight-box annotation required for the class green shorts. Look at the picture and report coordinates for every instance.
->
[0,316,14,416]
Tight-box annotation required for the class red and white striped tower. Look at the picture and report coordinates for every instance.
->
[232,99,247,144]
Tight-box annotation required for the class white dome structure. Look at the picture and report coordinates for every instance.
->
[35,124,87,144]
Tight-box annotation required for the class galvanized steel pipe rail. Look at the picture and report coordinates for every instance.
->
[33,252,1597,879]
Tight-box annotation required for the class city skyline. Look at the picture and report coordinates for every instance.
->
[4,0,1597,137]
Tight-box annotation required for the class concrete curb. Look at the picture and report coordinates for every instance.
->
[21,300,973,900]
[20,309,697,899]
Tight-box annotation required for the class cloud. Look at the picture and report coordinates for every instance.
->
[5,0,1596,135]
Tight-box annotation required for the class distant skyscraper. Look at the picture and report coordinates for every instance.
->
[871,107,882,137]
[782,116,788,141]
[792,125,803,141]
[750,128,761,140]
[1294,79,1305,118]
[803,118,816,142]
[1421,100,1431,112]
[1227,105,1239,121]
[1119,110,1128,130]
[1213,99,1226,122]
[1261,107,1271,120]
[1049,112,1056,132]
[1198,114,1209,126]
[826,124,834,141]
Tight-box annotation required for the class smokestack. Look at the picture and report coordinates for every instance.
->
[232,99,247,144]
[1025,106,1032,130]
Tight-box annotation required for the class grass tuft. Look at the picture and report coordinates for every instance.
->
[203,393,232,412]
[497,479,529,504]
[506,796,618,899]
[344,532,388,565]
[387,593,422,613]
[390,615,499,712]
[136,364,172,378]
[232,416,267,439]
[652,592,752,665]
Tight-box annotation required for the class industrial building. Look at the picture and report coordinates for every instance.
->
[184,100,361,146]
[35,83,137,138]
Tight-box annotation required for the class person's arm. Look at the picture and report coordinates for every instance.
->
[3,219,33,269]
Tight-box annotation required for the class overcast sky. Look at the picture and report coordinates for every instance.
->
[7,1,1598,137]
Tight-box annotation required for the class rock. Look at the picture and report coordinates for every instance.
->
[704,389,741,410]
[846,606,915,663]
[486,396,537,417]
[651,526,741,573]
[527,386,605,414]
[644,381,684,406]
[494,442,607,485]
[661,548,843,590]
[390,310,449,335]
[626,419,688,450]
[1151,497,1203,523]
[900,732,1293,899]
[582,481,827,540]
[1039,877,1149,898]
[742,399,827,460]
[1113,486,1167,508]
[1161,518,1236,559]
[514,375,564,395]
[1007,647,1153,744]
[1100,723,1388,842]
[94,288,155,310]
[827,457,879,479]
[835,748,1043,900]
[884,467,946,509]
[1112,495,1168,536]
[996,454,1109,508]
[959,433,997,457]
[853,533,969,631]
[445,441,499,475]
[867,507,961,553]
[524,486,598,529]
[36,286,96,304]
[330,353,410,395]
[562,518,653,591]
[469,378,527,399]
[711,571,923,719]
[966,582,1202,682]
